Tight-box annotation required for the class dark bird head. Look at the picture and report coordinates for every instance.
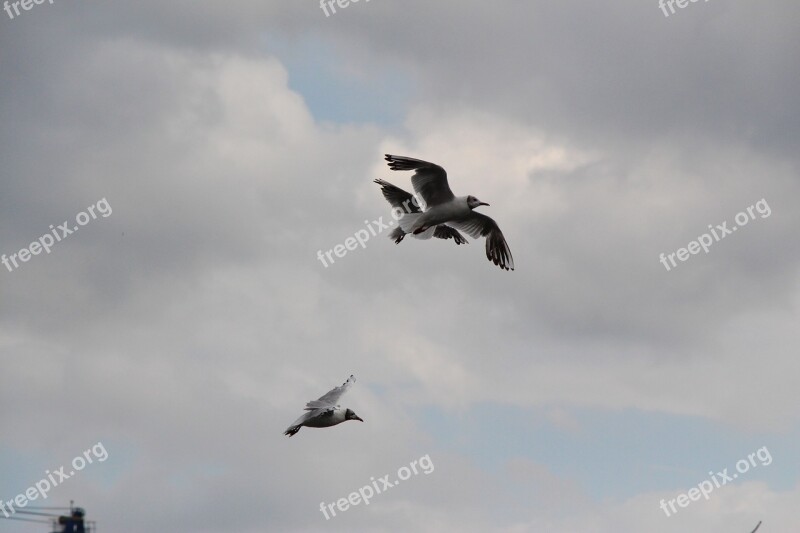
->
[345,408,364,422]
[467,195,490,209]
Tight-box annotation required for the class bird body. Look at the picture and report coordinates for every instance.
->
[400,196,472,233]
[377,154,514,271]
[295,407,349,428]
[284,375,363,437]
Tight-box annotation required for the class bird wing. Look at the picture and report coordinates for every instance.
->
[384,154,455,208]
[449,213,515,271]
[407,224,468,243]
[373,179,421,213]
[289,407,334,428]
[305,375,356,410]
[433,225,468,244]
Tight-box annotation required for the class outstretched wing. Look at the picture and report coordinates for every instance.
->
[449,213,514,271]
[373,179,421,213]
[384,154,455,208]
[305,375,356,410]
[433,225,468,244]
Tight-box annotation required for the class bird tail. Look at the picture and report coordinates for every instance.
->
[397,212,423,233]
[389,227,406,243]
[284,425,301,437]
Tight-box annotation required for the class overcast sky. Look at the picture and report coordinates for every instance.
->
[1,1,798,532]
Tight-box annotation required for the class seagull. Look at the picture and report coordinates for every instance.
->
[378,154,514,271]
[374,178,468,245]
[284,375,363,437]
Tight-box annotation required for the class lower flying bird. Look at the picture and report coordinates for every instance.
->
[284,375,363,437]
[376,154,514,271]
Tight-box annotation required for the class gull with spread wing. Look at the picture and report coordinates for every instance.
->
[373,178,468,245]
[376,154,514,271]
[284,375,363,437]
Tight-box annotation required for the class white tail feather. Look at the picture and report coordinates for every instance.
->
[397,212,422,233]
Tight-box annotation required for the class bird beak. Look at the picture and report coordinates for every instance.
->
[355,415,364,422]
[479,201,490,207]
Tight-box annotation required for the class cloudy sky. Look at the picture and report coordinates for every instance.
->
[1,1,798,532]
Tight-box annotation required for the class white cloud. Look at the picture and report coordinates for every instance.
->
[1,2,798,532]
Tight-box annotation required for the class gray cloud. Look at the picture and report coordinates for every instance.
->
[1,2,798,532]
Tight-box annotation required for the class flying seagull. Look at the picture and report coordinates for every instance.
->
[374,178,468,245]
[284,375,363,437]
[378,154,514,271]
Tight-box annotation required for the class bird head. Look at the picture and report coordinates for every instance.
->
[467,195,490,209]
[345,408,364,422]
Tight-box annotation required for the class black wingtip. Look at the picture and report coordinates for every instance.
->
[486,249,514,271]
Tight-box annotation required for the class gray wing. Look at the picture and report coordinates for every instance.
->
[373,179,421,213]
[305,375,355,410]
[449,213,514,271]
[384,154,455,208]
[289,406,334,428]
[433,225,468,244]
